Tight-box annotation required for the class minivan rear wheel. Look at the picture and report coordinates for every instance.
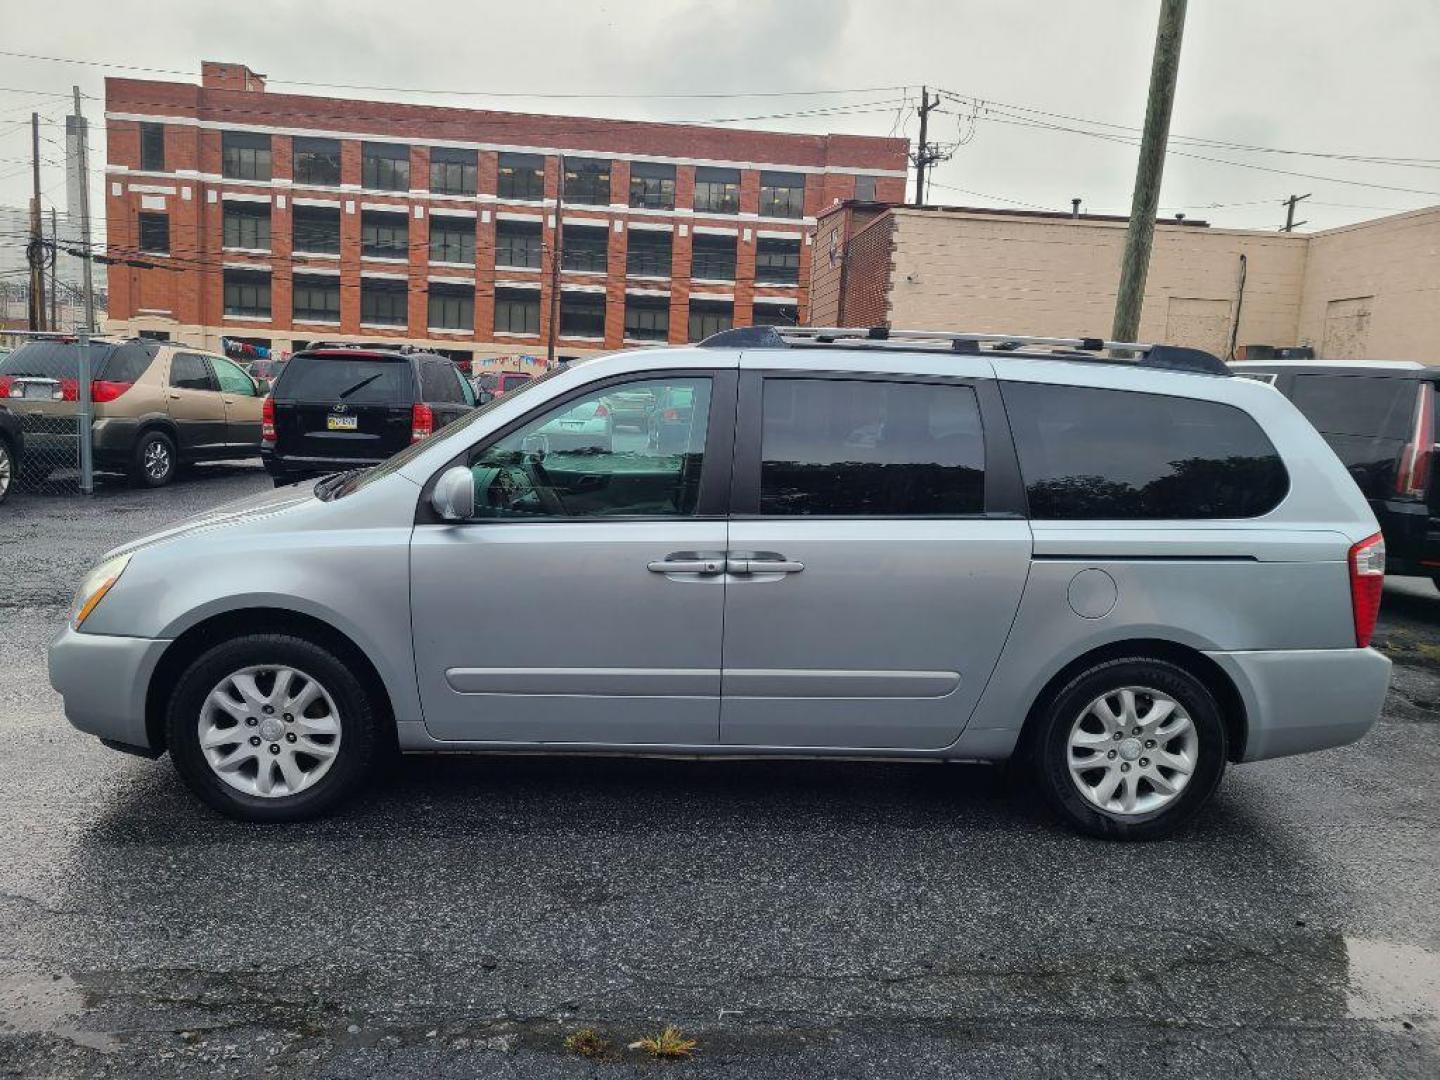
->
[130,430,177,488]
[165,634,383,822]
[1033,657,1227,840]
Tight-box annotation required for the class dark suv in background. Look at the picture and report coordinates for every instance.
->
[262,346,477,486]
[1233,359,1439,587]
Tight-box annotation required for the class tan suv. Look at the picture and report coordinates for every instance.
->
[0,337,265,487]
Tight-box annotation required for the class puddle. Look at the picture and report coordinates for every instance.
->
[0,971,117,1052]
[1346,937,1440,1028]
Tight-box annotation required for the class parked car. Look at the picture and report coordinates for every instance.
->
[605,386,656,430]
[648,384,700,453]
[0,338,265,487]
[1232,359,1439,588]
[261,346,477,486]
[0,401,21,503]
[50,326,1390,839]
[494,371,533,397]
[526,397,613,454]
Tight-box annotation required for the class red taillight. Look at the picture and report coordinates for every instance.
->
[0,376,11,398]
[594,402,609,418]
[90,380,132,403]
[261,395,276,441]
[662,408,679,421]
[59,378,79,401]
[1348,532,1386,648]
[1395,384,1434,498]
[411,402,434,443]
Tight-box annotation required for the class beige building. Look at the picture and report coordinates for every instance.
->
[810,202,1440,362]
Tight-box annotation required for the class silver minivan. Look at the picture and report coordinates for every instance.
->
[49,328,1392,839]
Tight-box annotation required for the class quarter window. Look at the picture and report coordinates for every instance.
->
[292,137,341,186]
[759,379,985,516]
[466,377,712,518]
[362,143,410,191]
[1003,382,1288,520]
[221,132,271,181]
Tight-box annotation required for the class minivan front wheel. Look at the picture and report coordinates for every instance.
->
[1034,658,1226,840]
[166,634,383,821]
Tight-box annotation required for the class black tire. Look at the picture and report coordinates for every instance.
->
[1032,657,1227,841]
[165,633,384,822]
[130,429,177,488]
[0,437,13,504]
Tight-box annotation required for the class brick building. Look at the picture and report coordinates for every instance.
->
[811,201,1440,362]
[101,62,908,368]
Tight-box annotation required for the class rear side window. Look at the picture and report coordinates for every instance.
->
[102,343,156,383]
[170,353,216,391]
[418,359,463,403]
[1289,374,1414,439]
[1004,382,1288,520]
[274,355,414,405]
[759,379,985,516]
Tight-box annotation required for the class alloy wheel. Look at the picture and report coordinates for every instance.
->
[197,665,342,798]
[1066,686,1199,816]
[0,442,10,500]
[144,440,172,480]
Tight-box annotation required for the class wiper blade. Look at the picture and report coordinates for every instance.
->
[338,373,382,399]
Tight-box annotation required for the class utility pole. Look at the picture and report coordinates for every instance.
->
[545,178,564,369]
[1281,193,1311,232]
[49,207,58,331]
[912,87,940,207]
[29,112,47,331]
[1112,0,1188,344]
[73,86,96,495]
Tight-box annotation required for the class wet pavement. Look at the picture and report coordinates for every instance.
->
[1,466,1437,1078]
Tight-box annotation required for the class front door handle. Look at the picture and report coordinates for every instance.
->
[648,552,726,575]
[727,555,805,575]
[168,392,181,400]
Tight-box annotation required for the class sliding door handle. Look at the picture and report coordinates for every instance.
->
[648,554,725,575]
[727,557,804,575]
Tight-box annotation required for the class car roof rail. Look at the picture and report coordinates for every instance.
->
[698,325,1230,376]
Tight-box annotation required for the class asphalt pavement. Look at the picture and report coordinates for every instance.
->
[1,465,1437,1079]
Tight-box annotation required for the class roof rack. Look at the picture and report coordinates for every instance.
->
[698,325,1230,376]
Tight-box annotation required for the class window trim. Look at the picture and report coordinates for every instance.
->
[729,370,1025,519]
[414,368,739,525]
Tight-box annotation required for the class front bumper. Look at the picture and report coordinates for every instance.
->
[48,624,171,753]
[1205,647,1392,762]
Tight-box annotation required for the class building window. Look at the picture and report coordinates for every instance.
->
[752,303,798,327]
[494,287,540,334]
[759,171,807,219]
[629,161,675,210]
[495,219,543,269]
[688,300,733,342]
[694,167,740,214]
[362,142,411,191]
[137,212,169,255]
[691,233,737,281]
[562,224,608,273]
[428,284,474,330]
[429,216,476,265]
[293,137,341,186]
[222,201,271,251]
[140,123,165,172]
[221,131,272,181]
[292,275,340,322]
[624,295,670,341]
[223,270,271,318]
[497,152,545,201]
[430,147,477,196]
[293,205,341,254]
[360,279,408,325]
[362,209,409,259]
[560,292,606,337]
[755,237,801,284]
[563,157,611,205]
[854,174,877,201]
[627,230,672,277]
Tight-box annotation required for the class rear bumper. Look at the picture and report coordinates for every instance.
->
[262,448,386,477]
[1205,647,1392,762]
[1373,499,1440,576]
[48,624,170,753]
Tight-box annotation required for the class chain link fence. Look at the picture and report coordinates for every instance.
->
[0,330,95,497]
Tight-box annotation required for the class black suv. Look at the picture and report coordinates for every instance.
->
[1233,359,1439,586]
[262,347,477,486]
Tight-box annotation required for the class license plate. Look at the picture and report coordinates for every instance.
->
[326,414,358,431]
[23,383,57,400]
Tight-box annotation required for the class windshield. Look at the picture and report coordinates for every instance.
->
[326,364,567,499]
[275,355,413,404]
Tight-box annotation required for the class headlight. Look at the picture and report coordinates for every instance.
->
[70,553,131,630]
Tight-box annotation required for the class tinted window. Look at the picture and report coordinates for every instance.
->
[0,342,159,382]
[1004,382,1288,520]
[759,379,984,516]
[1289,374,1414,439]
[170,354,215,391]
[103,343,157,383]
[275,356,414,405]
[467,377,711,518]
[419,360,463,403]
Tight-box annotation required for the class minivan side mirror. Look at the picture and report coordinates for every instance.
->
[431,466,475,521]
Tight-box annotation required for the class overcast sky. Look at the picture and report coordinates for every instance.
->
[1,0,1437,236]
